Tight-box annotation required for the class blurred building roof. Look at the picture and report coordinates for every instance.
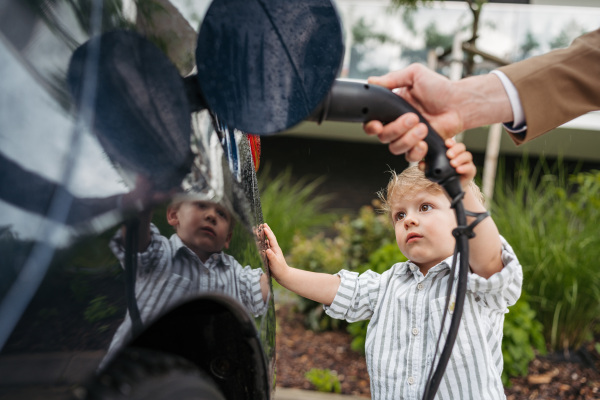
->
[284,0,600,162]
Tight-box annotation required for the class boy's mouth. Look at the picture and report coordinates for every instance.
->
[200,226,216,236]
[406,232,423,243]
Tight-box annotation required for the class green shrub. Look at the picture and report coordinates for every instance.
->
[502,295,546,385]
[288,232,348,331]
[335,204,395,270]
[492,159,600,351]
[289,233,347,275]
[258,165,338,255]
[305,368,341,393]
[287,204,397,331]
[84,296,118,324]
[227,223,263,270]
[287,204,393,276]
[355,242,406,274]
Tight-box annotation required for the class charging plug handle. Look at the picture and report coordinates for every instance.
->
[309,80,462,198]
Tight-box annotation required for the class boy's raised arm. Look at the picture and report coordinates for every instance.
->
[118,209,153,252]
[462,185,503,279]
[263,224,341,306]
[445,139,503,279]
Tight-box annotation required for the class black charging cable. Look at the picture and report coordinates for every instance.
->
[421,192,490,400]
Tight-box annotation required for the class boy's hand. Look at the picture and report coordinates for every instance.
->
[442,138,476,190]
[262,223,289,282]
[262,223,341,305]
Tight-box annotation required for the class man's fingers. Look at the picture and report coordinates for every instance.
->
[377,117,419,146]
[367,64,421,90]
[387,122,427,155]
[363,120,383,136]
[405,141,428,163]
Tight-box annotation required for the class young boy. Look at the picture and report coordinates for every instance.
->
[103,197,270,366]
[264,139,522,400]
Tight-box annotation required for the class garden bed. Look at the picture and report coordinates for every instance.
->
[275,303,600,399]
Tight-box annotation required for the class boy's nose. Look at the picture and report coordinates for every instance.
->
[404,215,418,228]
[204,208,217,223]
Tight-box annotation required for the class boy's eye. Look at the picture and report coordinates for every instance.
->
[420,204,433,212]
[394,212,406,222]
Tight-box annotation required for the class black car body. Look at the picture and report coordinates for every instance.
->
[0,1,275,399]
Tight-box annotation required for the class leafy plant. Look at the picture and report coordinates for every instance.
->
[347,319,368,355]
[492,158,600,352]
[335,203,395,271]
[502,295,546,385]
[257,166,344,330]
[287,204,396,331]
[288,234,347,276]
[305,368,341,393]
[288,233,348,331]
[227,223,264,271]
[258,165,338,255]
[84,296,118,324]
[287,203,394,276]
[356,242,407,275]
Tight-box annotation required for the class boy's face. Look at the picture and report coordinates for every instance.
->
[167,201,232,262]
[390,189,457,274]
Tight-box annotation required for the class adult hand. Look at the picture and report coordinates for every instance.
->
[363,64,463,162]
[363,63,512,162]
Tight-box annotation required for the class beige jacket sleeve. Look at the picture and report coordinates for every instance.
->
[498,28,600,145]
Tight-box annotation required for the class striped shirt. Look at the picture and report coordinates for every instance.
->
[325,237,522,400]
[102,224,267,365]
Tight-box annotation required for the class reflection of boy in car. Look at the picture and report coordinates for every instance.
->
[264,140,523,399]
[102,197,269,365]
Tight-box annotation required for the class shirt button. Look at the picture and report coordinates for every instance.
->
[408,377,415,385]
[417,283,424,290]
[412,328,419,336]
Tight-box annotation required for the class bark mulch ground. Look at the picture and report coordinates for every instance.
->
[275,303,600,399]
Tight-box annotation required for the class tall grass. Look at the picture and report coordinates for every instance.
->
[258,165,338,254]
[491,157,600,352]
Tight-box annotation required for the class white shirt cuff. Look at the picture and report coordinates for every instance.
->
[490,70,527,134]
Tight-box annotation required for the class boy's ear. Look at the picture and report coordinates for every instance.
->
[166,206,179,227]
[224,231,233,249]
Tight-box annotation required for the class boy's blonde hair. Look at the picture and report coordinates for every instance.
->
[378,166,484,221]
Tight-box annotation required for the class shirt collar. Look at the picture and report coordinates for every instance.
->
[169,233,227,268]
[395,254,454,277]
